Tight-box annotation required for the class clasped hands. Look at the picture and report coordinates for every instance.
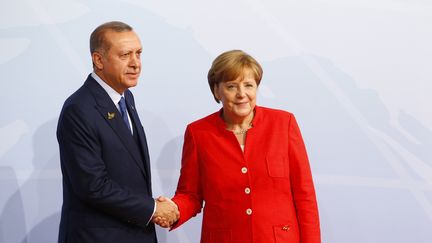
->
[152,196,179,228]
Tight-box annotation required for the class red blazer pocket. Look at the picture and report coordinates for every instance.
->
[273,224,299,243]
[266,154,288,178]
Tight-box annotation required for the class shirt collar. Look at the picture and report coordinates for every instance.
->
[91,72,123,107]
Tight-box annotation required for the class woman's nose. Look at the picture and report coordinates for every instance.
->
[237,87,246,97]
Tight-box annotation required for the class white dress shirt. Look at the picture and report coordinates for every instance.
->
[91,72,133,134]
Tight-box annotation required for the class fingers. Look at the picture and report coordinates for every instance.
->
[152,216,171,228]
[157,196,168,202]
[157,196,177,209]
[153,196,180,228]
[153,215,173,228]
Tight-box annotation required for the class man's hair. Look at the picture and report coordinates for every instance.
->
[90,21,133,54]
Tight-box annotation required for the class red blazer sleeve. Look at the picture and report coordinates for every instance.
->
[288,114,321,243]
[171,125,203,229]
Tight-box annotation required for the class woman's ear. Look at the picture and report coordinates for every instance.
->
[213,83,221,100]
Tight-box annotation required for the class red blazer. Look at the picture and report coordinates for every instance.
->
[172,106,320,243]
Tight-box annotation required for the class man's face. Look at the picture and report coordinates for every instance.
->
[94,30,142,94]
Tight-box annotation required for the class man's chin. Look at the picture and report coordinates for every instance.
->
[126,79,139,88]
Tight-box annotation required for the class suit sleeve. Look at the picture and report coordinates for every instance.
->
[288,114,321,243]
[57,104,155,227]
[171,125,203,230]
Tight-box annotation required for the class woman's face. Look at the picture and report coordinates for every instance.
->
[214,68,258,122]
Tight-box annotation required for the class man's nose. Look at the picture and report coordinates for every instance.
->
[129,54,140,67]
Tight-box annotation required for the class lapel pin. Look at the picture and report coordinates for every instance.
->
[107,112,115,120]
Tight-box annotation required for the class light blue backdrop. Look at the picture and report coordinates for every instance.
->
[1,0,431,242]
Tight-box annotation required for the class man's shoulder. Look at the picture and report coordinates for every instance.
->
[63,84,94,108]
[59,76,99,117]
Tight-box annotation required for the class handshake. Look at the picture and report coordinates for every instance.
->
[152,196,179,228]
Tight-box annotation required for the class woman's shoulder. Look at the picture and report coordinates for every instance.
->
[256,106,294,118]
[187,111,221,130]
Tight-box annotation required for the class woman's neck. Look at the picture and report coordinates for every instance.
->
[223,111,254,133]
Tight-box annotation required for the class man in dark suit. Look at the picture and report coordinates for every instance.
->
[56,21,178,243]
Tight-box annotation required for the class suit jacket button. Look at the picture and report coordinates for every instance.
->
[282,225,290,231]
[127,219,137,225]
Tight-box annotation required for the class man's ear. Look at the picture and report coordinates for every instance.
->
[92,52,104,70]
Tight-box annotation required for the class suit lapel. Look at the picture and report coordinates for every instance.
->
[84,76,148,178]
[125,92,152,185]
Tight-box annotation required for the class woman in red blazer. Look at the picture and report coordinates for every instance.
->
[165,50,320,242]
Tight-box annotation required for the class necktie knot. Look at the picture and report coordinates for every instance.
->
[119,97,132,132]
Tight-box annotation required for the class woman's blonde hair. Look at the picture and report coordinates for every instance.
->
[207,50,263,103]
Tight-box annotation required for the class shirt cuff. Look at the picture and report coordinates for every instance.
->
[146,199,157,225]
